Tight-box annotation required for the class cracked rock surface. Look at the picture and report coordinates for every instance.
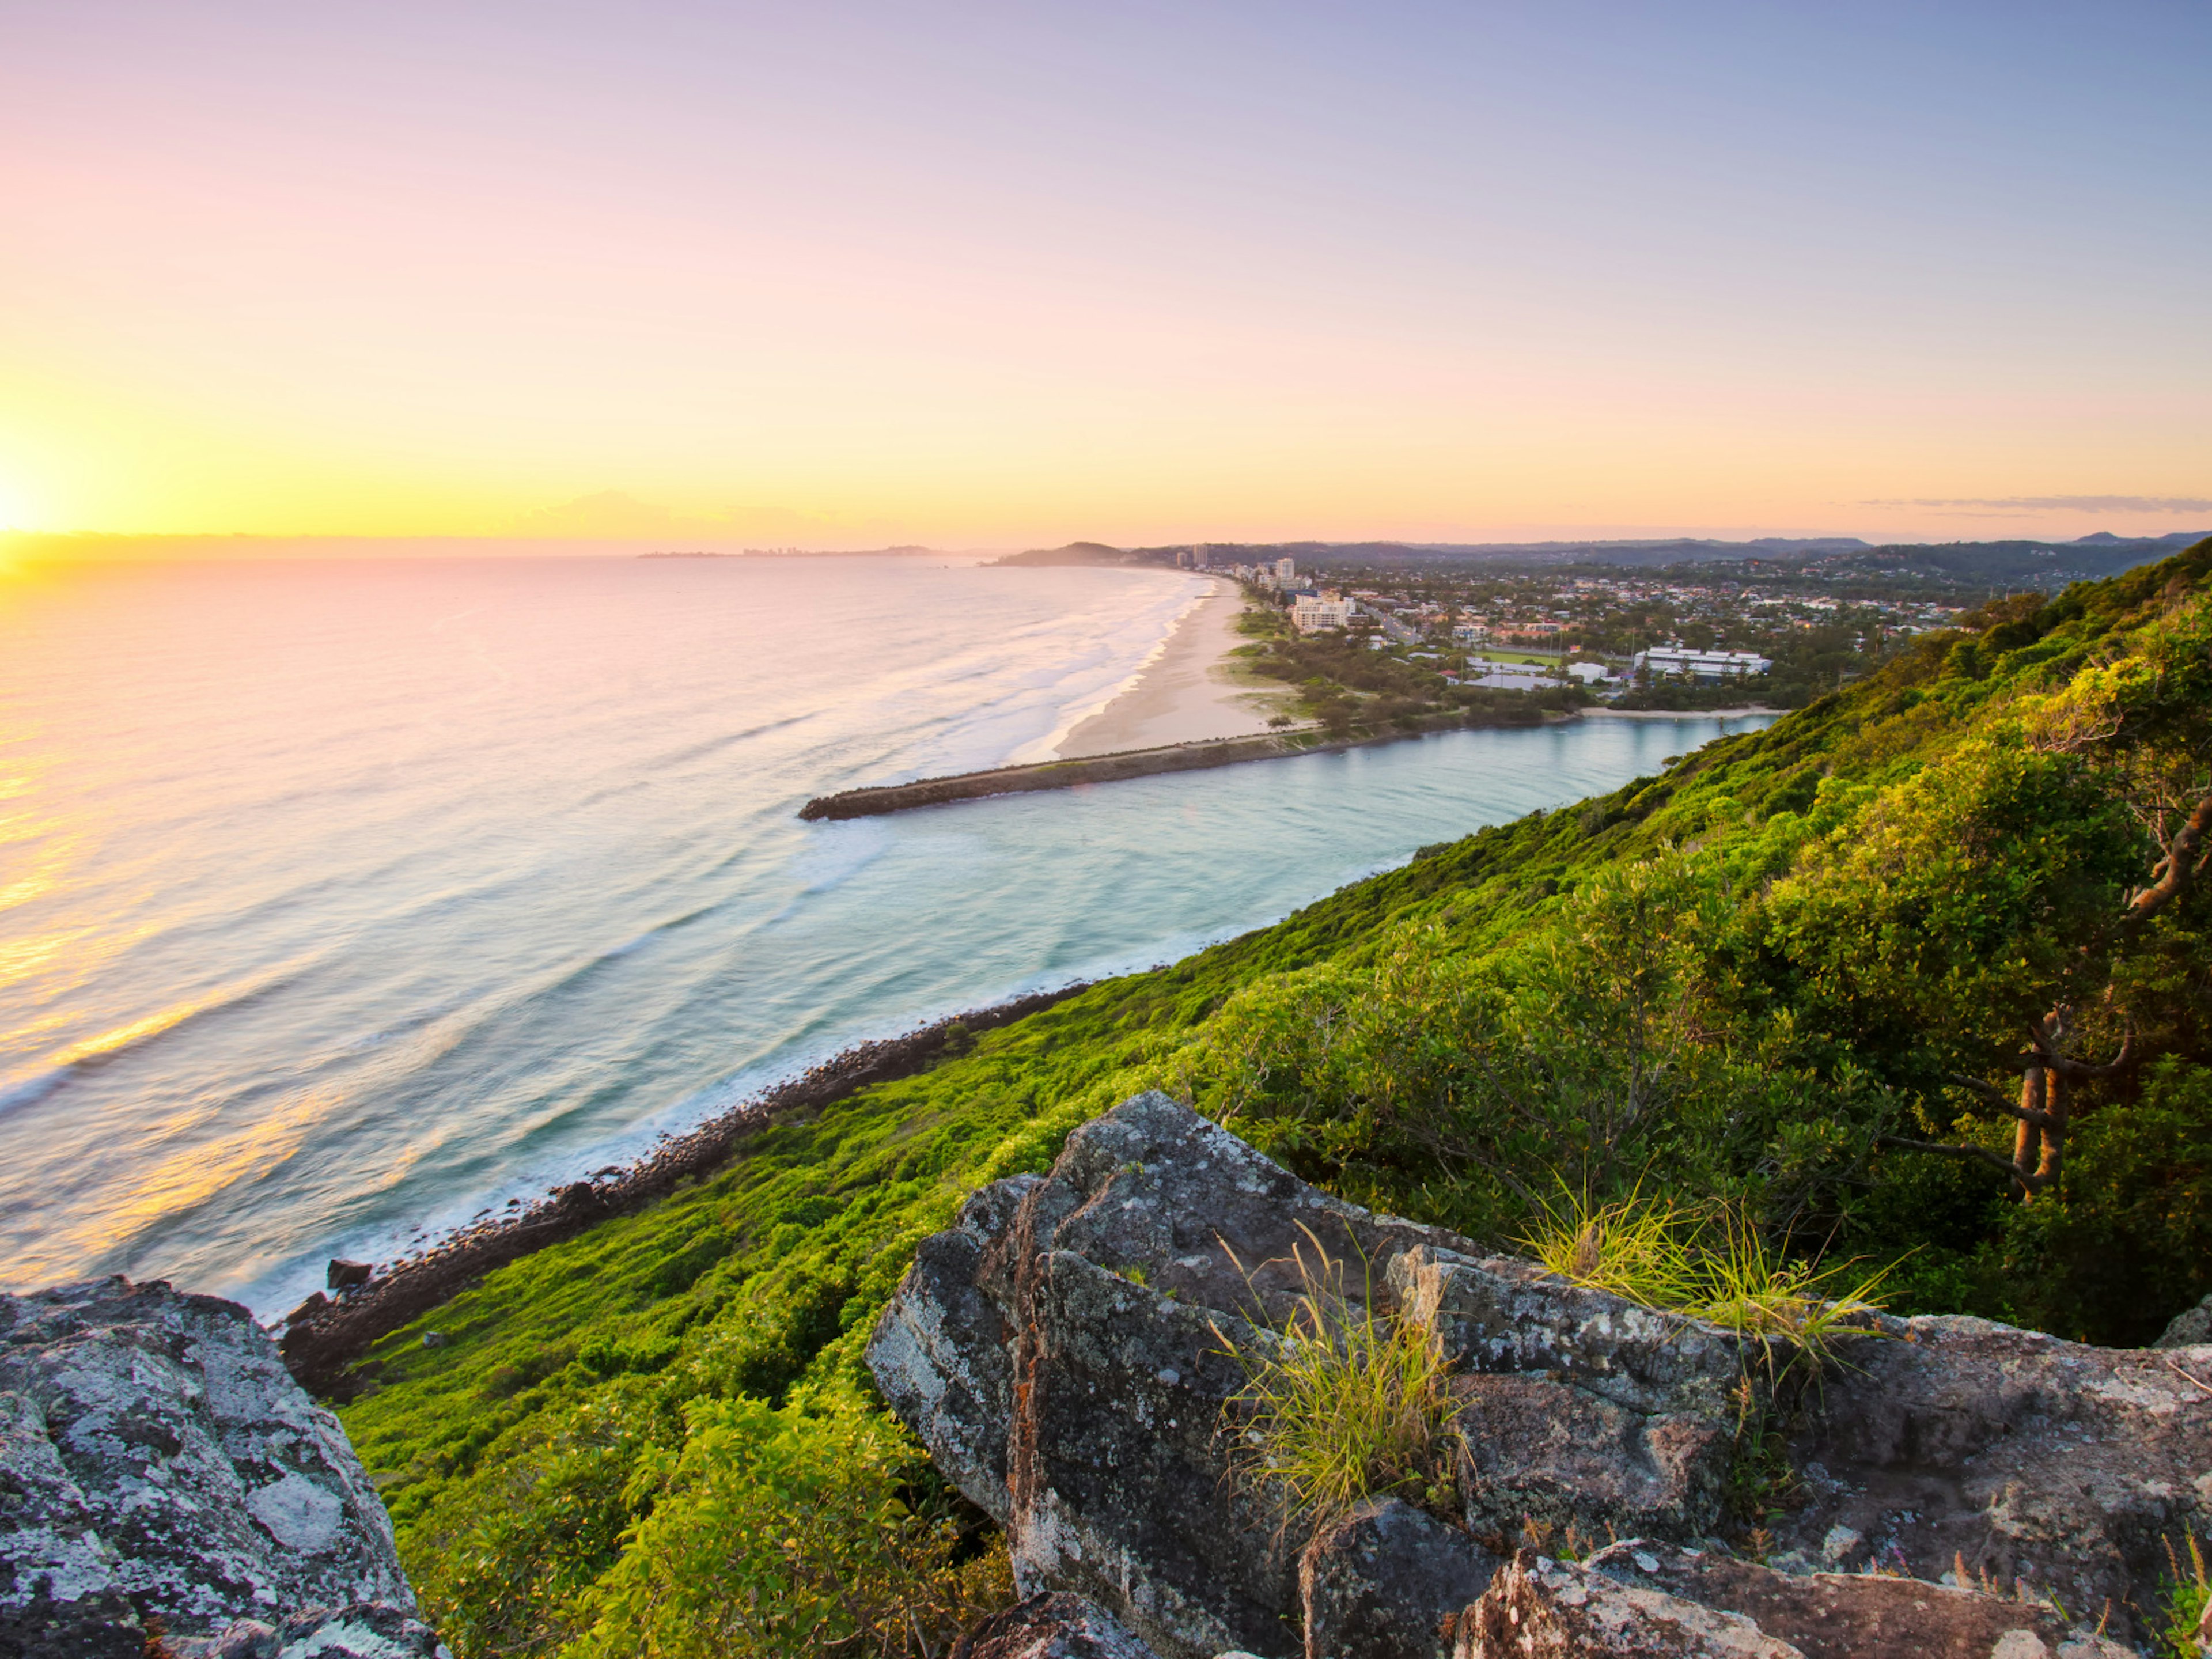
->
[872,1092,2212,1658]
[0,1277,435,1658]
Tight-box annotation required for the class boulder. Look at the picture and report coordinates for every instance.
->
[1300,1499,1497,1659]
[872,1094,2212,1658]
[2156,1293,2212,1350]
[324,1262,373,1293]
[1765,1312,2212,1643]
[953,1593,1164,1659]
[1453,1552,1797,1658]
[0,1277,435,1657]
[1584,1540,2130,1658]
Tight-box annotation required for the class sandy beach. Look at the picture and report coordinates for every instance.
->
[1056,582,1290,757]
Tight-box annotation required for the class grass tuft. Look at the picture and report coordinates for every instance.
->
[1521,1189,1895,1378]
[2159,1533,2210,1658]
[1210,1226,1458,1527]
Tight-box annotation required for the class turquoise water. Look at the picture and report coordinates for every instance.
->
[0,555,1767,1314]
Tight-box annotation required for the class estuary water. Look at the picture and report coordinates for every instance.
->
[0,554,1768,1315]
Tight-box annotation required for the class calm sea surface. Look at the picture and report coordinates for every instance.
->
[0,555,1769,1315]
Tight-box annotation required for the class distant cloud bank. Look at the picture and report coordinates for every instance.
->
[1863,495,2212,514]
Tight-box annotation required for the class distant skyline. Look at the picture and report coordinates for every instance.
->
[2,2,2207,548]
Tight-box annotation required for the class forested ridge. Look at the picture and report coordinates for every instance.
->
[340,539,2212,1659]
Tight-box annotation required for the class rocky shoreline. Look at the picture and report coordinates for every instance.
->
[798,707,1557,821]
[277,983,1090,1396]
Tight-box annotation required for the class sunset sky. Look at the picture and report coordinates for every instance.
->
[2,1,2207,548]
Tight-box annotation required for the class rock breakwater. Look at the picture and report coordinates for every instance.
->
[797,710,1551,821]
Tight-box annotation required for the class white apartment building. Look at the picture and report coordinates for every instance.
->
[1275,556,1296,581]
[1292,592,1358,632]
[1632,645,1773,681]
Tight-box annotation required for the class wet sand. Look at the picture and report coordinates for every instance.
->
[1058,583,1288,757]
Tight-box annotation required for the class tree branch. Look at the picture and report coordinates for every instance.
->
[2124,786,2212,928]
[1945,1073,2052,1125]
[1878,1133,2054,1190]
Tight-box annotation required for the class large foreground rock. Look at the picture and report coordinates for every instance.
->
[0,1277,440,1658]
[871,1093,2212,1657]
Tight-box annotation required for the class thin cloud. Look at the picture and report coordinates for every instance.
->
[1861,495,2212,514]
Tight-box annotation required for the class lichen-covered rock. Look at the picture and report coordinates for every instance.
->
[1584,1540,2130,1659]
[869,1176,1040,1517]
[0,1277,425,1656]
[161,1603,446,1658]
[1455,1552,1798,1658]
[2154,1293,2212,1349]
[872,1094,2212,1659]
[952,1593,1164,1659]
[1299,1499,1497,1659]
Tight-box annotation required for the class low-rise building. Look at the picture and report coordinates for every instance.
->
[1631,645,1772,681]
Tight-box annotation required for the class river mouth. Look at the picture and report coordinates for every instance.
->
[0,552,1770,1317]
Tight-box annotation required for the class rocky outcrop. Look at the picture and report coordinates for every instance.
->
[871,1093,2212,1658]
[1301,1501,1496,1659]
[2156,1293,2212,1350]
[953,1593,1162,1659]
[1455,1552,1796,1658]
[0,1277,440,1659]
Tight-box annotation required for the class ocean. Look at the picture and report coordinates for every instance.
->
[0,554,1769,1316]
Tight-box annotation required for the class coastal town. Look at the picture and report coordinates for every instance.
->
[1203,551,1968,710]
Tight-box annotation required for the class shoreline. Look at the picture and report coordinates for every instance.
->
[290,703,1788,1388]
[1055,582,1285,757]
[278,983,1090,1395]
[1579,704,1779,721]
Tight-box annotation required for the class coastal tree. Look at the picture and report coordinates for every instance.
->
[1868,582,2212,1200]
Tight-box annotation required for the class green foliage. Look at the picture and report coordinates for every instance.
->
[574,1397,1011,1659]
[2158,1533,2211,1659]
[345,540,2212,1654]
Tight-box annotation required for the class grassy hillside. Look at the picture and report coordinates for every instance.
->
[340,540,2212,1658]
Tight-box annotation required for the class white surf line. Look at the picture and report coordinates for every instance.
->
[1007,579,1217,765]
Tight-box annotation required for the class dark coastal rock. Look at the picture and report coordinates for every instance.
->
[2155,1291,2212,1349]
[281,984,1091,1398]
[1763,1312,2212,1643]
[952,1593,1163,1659]
[0,1277,431,1657]
[324,1260,373,1292]
[869,1176,1039,1516]
[1584,1540,2129,1658]
[1455,1552,1798,1658]
[874,1092,2212,1659]
[1300,1500,1497,1659]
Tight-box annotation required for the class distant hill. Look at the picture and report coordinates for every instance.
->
[986,531,2212,588]
[988,541,1156,567]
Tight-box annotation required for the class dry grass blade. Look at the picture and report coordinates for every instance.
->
[1521,1187,1895,1381]
[1517,1183,1701,1311]
[1210,1225,1457,1527]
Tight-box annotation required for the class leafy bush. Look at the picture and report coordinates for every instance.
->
[574,1398,1010,1659]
